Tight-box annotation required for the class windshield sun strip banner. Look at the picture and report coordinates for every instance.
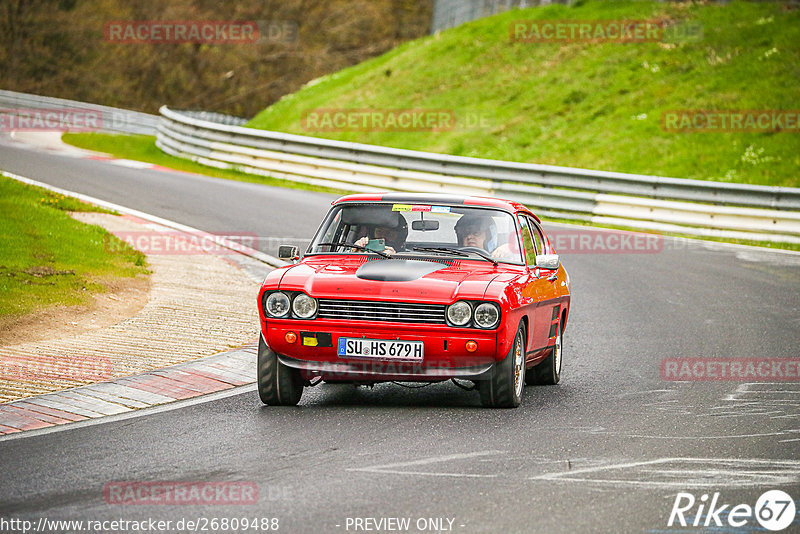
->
[392,204,451,213]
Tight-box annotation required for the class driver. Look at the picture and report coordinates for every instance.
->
[354,212,408,255]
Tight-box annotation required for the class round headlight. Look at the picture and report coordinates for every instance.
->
[265,292,290,317]
[447,301,472,326]
[474,303,500,329]
[292,293,317,319]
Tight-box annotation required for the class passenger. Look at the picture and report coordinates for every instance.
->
[354,212,408,255]
[454,214,497,251]
[455,213,518,260]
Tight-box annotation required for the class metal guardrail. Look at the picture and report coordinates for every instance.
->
[157,106,800,244]
[176,110,248,127]
[432,0,572,33]
[0,89,159,135]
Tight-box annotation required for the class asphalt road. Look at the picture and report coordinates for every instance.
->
[1,138,799,534]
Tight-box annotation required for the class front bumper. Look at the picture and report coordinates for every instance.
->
[279,354,494,381]
[264,319,499,380]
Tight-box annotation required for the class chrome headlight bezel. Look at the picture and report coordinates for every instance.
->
[473,302,501,329]
[446,300,472,327]
[292,293,318,319]
[264,291,291,318]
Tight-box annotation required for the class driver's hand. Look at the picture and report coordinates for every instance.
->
[353,237,394,255]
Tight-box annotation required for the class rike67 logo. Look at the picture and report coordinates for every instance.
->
[668,490,796,531]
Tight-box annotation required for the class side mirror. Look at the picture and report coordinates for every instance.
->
[278,245,299,260]
[535,254,559,270]
[412,220,440,231]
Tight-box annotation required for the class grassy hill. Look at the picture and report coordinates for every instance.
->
[247,0,800,187]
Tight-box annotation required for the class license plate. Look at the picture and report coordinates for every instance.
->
[337,337,424,362]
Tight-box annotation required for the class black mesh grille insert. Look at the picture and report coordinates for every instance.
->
[317,299,446,324]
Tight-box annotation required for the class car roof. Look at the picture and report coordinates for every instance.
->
[332,193,539,222]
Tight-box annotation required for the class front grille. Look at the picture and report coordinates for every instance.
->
[317,299,446,324]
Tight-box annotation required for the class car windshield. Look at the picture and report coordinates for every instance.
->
[308,203,524,264]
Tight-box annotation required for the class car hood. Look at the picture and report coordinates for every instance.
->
[278,256,504,302]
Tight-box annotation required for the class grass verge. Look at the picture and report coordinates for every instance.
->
[0,175,149,325]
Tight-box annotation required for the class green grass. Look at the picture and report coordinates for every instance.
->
[247,0,800,188]
[61,133,350,196]
[0,175,148,322]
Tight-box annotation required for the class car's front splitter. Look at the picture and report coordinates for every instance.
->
[278,354,495,382]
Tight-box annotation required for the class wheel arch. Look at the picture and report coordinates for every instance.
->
[520,314,530,352]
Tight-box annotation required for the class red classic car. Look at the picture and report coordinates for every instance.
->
[257,193,570,408]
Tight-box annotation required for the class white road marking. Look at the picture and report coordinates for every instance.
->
[529,458,800,488]
[352,469,496,479]
[584,429,786,439]
[616,389,675,397]
[348,450,505,478]
[109,159,154,169]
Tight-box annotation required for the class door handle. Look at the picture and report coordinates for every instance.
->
[546,272,558,282]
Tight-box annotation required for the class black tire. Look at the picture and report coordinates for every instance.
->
[479,324,525,408]
[257,335,304,406]
[526,321,562,386]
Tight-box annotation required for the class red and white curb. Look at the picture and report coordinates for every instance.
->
[6,131,179,173]
[0,341,258,437]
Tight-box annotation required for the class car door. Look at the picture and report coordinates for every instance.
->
[517,215,555,353]
[527,216,563,351]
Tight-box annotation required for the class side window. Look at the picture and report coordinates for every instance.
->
[313,211,342,252]
[517,216,537,266]
[527,217,545,255]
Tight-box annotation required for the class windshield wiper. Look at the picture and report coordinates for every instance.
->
[316,241,391,259]
[413,246,497,265]
[457,247,499,266]
[412,246,470,257]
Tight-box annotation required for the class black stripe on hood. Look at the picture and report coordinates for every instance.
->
[356,259,446,282]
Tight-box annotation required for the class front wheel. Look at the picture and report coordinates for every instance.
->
[257,335,304,406]
[526,322,562,386]
[479,324,525,408]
